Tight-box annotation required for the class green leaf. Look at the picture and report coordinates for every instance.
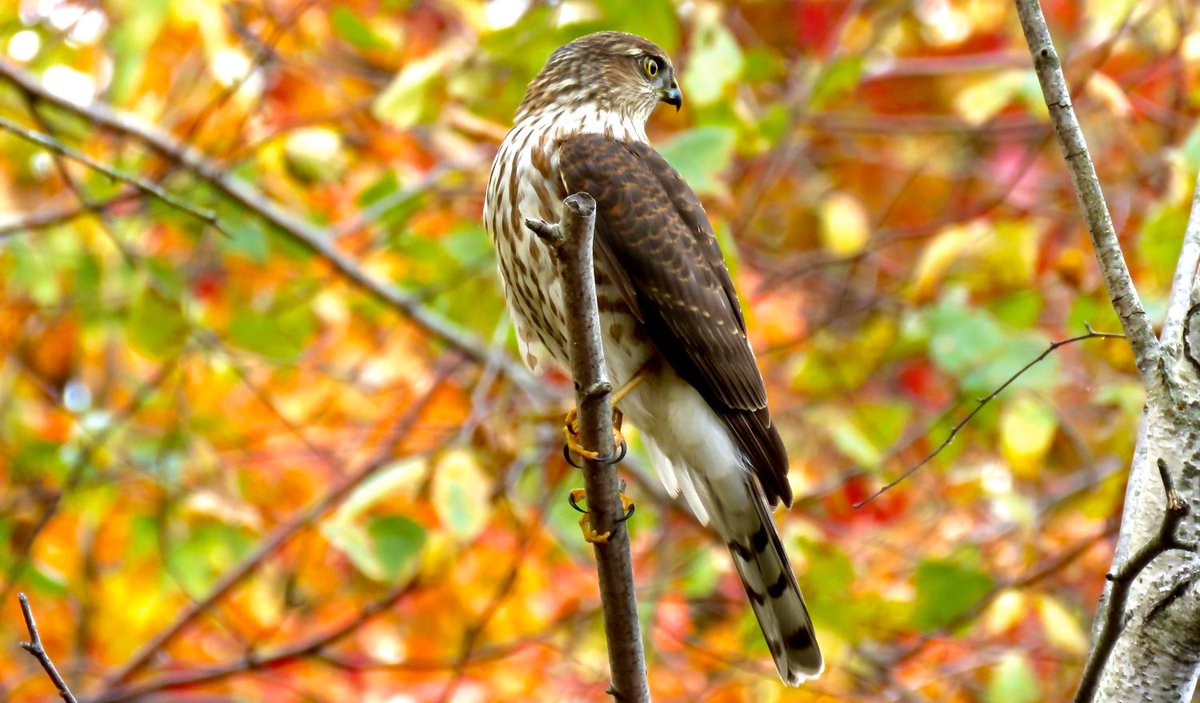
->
[330,6,390,51]
[682,19,743,107]
[911,558,994,631]
[374,50,454,128]
[926,293,1058,395]
[128,288,188,357]
[227,304,316,361]
[356,171,401,208]
[367,515,426,580]
[657,127,737,196]
[595,0,679,53]
[105,0,170,102]
[682,547,721,598]
[985,652,1041,703]
[1139,203,1186,283]
[809,56,863,109]
[169,522,255,596]
[222,212,270,263]
[1182,122,1200,167]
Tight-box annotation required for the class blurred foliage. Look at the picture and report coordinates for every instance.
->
[0,0,1196,701]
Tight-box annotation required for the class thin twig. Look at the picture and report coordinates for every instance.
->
[87,578,419,703]
[0,116,230,238]
[0,192,140,240]
[525,194,651,702]
[18,593,79,703]
[1013,0,1163,395]
[1074,459,1196,702]
[855,326,1124,507]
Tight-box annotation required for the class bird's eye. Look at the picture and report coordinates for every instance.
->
[642,56,660,78]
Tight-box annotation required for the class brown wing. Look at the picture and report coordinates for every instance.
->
[559,134,791,507]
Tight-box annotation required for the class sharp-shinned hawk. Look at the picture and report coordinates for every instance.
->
[483,31,822,685]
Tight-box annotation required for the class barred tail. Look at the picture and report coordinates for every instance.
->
[723,480,823,685]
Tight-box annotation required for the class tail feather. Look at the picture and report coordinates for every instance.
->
[724,479,823,685]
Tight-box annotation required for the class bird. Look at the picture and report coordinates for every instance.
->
[483,31,823,685]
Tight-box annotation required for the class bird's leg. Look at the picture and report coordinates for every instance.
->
[610,358,656,406]
[562,358,655,462]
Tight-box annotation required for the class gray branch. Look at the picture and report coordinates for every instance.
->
[525,194,652,703]
[1013,0,1164,398]
[17,593,79,703]
[1015,2,1200,701]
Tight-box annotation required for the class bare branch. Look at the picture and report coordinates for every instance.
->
[0,192,140,240]
[1074,459,1196,702]
[1013,0,1164,396]
[0,116,229,238]
[87,577,418,703]
[0,60,542,399]
[525,194,651,702]
[855,327,1124,507]
[17,593,79,703]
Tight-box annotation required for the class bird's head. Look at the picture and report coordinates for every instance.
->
[515,32,682,124]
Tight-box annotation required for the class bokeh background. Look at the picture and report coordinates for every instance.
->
[1,0,1196,700]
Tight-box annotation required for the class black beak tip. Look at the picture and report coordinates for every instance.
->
[663,87,683,111]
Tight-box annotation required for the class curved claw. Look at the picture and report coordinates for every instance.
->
[566,489,635,543]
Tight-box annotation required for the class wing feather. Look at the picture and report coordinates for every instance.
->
[559,134,791,506]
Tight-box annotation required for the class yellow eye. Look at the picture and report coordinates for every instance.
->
[643,56,660,78]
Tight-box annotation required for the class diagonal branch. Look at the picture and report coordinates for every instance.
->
[525,194,651,703]
[1013,0,1165,397]
[0,116,229,238]
[17,593,79,703]
[0,60,542,398]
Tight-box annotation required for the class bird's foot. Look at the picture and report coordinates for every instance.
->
[568,488,635,544]
[562,407,625,466]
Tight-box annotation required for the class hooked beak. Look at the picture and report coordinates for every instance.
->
[661,83,682,111]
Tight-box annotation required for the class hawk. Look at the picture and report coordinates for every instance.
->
[484,31,823,684]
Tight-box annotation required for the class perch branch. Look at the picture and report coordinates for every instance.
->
[1073,459,1196,702]
[0,60,541,398]
[18,593,79,703]
[855,326,1123,507]
[1013,0,1164,395]
[525,194,651,703]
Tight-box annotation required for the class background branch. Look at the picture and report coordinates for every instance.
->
[0,60,542,398]
[17,593,78,703]
[525,194,651,702]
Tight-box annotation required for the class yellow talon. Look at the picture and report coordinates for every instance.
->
[569,489,635,544]
[563,407,625,462]
[579,513,612,543]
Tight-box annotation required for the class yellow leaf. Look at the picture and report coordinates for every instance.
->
[909,221,982,303]
[954,71,1027,126]
[818,191,870,256]
[983,589,1027,634]
[1000,394,1058,479]
[1036,593,1089,654]
[1086,72,1131,117]
[432,449,492,541]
